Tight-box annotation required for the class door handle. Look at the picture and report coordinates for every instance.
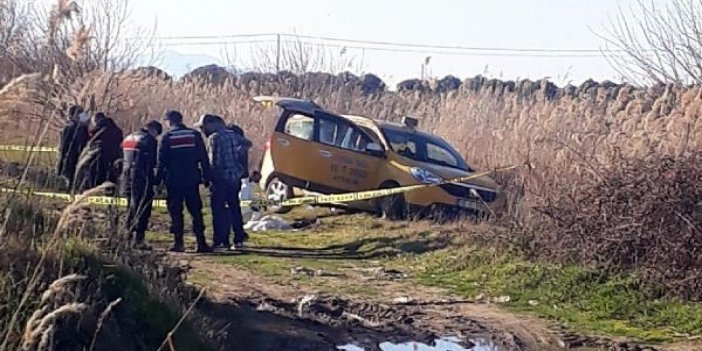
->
[319,150,332,158]
[277,138,290,147]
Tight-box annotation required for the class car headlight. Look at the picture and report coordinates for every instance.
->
[410,167,443,184]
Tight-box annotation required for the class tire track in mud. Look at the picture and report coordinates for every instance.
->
[185,258,522,350]
[182,256,660,351]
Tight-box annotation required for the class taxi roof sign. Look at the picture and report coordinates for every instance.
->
[252,96,323,115]
[401,116,419,129]
[253,95,276,107]
[253,95,276,102]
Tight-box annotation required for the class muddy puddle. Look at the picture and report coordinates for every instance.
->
[338,336,501,351]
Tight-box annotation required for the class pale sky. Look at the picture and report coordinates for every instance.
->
[127,0,645,86]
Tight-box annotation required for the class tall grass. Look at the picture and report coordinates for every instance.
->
[3,0,702,334]
[9,71,692,298]
[14,71,697,195]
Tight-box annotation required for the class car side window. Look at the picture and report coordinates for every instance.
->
[319,117,374,153]
[340,128,358,150]
[284,114,315,140]
[319,118,352,147]
[357,135,370,150]
[341,128,372,152]
[386,133,417,158]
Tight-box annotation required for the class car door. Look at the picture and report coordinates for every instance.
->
[268,109,322,188]
[315,112,383,192]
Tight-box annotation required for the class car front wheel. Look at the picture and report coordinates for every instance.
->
[378,181,408,220]
[266,177,293,214]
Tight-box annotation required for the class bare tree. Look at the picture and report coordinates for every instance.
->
[2,0,155,78]
[0,0,29,50]
[0,0,32,84]
[82,0,156,71]
[601,0,702,85]
[0,0,158,130]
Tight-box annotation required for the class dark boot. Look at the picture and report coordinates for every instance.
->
[132,231,152,250]
[170,233,185,253]
[194,232,211,253]
[196,243,212,253]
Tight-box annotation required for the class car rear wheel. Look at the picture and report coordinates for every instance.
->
[266,177,293,214]
[378,181,408,220]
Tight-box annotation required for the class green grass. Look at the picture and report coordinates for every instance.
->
[0,150,57,167]
[66,240,214,351]
[180,211,702,344]
[409,246,702,343]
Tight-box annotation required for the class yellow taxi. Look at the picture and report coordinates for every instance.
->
[256,96,501,219]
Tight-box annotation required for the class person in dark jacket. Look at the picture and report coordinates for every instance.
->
[156,110,212,253]
[56,105,89,189]
[226,123,250,179]
[199,115,252,250]
[121,120,163,250]
[79,112,124,189]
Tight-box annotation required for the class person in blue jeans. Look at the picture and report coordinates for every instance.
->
[195,114,252,250]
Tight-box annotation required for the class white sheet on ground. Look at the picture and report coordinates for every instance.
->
[244,215,292,232]
[239,179,294,232]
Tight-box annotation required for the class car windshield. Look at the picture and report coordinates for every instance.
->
[381,127,472,171]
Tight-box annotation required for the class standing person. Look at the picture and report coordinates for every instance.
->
[120,120,163,250]
[56,105,89,189]
[226,123,249,179]
[240,170,263,224]
[226,123,262,223]
[156,110,212,253]
[197,115,252,250]
[81,112,124,189]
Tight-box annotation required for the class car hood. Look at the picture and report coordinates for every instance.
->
[413,161,500,191]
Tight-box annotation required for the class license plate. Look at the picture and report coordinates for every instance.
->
[456,198,480,210]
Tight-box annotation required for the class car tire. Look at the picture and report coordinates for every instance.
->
[378,181,408,220]
[266,177,293,214]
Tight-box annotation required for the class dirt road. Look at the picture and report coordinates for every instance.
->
[144,211,660,351]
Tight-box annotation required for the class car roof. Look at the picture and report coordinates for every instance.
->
[343,114,430,136]
[254,96,433,139]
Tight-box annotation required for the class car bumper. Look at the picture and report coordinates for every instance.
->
[403,185,497,215]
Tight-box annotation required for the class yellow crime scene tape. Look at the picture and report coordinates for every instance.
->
[0,187,167,207]
[0,145,58,152]
[0,165,523,209]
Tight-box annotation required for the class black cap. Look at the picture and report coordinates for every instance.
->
[163,110,183,123]
[67,105,83,118]
[94,112,107,121]
[194,114,223,128]
[145,120,163,135]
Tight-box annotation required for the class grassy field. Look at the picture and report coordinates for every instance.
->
[413,249,702,342]
[146,210,702,346]
[3,1,701,349]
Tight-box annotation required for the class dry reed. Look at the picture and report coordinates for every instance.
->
[20,273,88,351]
[88,298,122,351]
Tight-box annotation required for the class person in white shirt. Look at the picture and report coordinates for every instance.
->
[240,170,262,223]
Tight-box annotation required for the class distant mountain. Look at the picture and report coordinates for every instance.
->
[149,50,225,78]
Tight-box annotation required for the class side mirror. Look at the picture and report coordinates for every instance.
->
[365,143,386,157]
